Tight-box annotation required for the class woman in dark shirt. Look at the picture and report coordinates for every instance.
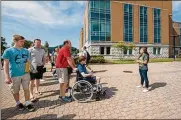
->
[136,47,150,92]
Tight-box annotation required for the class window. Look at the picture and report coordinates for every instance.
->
[106,47,110,55]
[153,8,161,43]
[124,49,133,55]
[89,0,111,42]
[100,47,104,55]
[124,4,133,42]
[139,6,148,43]
[153,47,161,55]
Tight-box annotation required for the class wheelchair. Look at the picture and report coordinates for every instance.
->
[70,71,107,102]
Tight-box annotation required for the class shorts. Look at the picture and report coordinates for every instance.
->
[56,68,70,84]
[84,76,96,84]
[9,73,30,94]
[30,66,44,80]
[51,62,55,67]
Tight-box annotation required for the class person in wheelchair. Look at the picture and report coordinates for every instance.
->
[77,56,100,84]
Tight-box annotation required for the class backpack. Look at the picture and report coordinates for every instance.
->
[85,50,91,62]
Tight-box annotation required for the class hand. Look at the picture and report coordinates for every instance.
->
[73,68,78,72]
[5,77,12,84]
[136,60,140,63]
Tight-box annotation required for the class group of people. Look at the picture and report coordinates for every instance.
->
[2,34,150,112]
[2,34,100,112]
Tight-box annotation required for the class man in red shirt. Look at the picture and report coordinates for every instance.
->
[56,40,77,102]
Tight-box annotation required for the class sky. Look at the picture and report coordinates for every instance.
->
[2,1,181,48]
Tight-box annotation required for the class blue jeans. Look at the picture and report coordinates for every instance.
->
[139,69,149,88]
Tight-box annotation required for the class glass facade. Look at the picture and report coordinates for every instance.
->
[139,6,148,43]
[89,0,111,42]
[153,8,161,43]
[124,4,133,42]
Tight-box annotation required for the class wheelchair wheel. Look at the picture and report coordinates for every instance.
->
[71,80,93,103]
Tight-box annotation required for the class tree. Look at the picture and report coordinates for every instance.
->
[1,37,7,55]
[11,40,33,49]
[44,41,49,53]
[113,41,135,59]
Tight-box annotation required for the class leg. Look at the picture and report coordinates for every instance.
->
[35,79,40,94]
[139,69,144,86]
[10,77,21,104]
[142,70,149,88]
[22,74,35,111]
[29,80,35,99]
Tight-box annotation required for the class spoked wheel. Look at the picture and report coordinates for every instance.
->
[71,80,93,103]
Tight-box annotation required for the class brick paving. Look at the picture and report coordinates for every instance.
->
[1,62,181,119]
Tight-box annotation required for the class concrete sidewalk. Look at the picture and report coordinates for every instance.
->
[1,62,181,119]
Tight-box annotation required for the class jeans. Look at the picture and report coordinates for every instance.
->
[139,69,149,88]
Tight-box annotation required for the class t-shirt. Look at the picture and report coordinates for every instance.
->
[28,47,46,73]
[138,53,149,70]
[2,47,30,77]
[77,63,88,74]
[56,47,71,68]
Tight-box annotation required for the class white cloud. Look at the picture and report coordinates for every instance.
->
[2,1,85,27]
[173,1,181,12]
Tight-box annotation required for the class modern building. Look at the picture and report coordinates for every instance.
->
[79,0,181,59]
[173,22,181,56]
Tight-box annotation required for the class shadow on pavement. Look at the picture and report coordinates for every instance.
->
[40,81,59,86]
[30,114,76,119]
[93,70,107,73]
[103,87,118,99]
[149,82,167,91]
[1,99,66,119]
[38,90,59,99]
[123,71,133,73]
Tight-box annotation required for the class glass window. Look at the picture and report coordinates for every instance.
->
[129,49,132,55]
[124,49,127,55]
[106,47,110,55]
[153,48,157,55]
[124,4,133,42]
[153,8,161,43]
[91,22,99,31]
[100,47,104,55]
[89,0,111,42]
[158,48,161,54]
[139,6,148,43]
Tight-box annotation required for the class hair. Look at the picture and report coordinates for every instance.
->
[12,34,25,42]
[79,56,86,62]
[34,39,41,43]
[63,40,70,45]
[83,46,86,49]
[138,47,150,62]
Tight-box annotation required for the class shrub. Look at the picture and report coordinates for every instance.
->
[90,55,106,63]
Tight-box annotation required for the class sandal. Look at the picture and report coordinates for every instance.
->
[35,92,42,95]
[30,97,38,103]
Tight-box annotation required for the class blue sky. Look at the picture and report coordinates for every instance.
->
[2,1,181,48]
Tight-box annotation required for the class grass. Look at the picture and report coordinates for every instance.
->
[106,58,181,64]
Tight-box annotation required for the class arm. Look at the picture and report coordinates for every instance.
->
[67,57,76,69]
[3,59,12,84]
[42,50,46,65]
[81,72,92,78]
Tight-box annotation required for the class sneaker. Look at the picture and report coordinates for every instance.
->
[142,89,149,93]
[59,96,71,102]
[25,104,35,112]
[17,103,25,111]
[136,85,143,88]
[40,79,45,82]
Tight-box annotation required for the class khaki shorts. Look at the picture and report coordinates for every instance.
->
[56,68,69,83]
[9,73,30,94]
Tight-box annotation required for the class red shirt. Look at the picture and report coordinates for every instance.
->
[56,46,71,68]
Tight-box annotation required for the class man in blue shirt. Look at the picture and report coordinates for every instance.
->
[2,35,35,112]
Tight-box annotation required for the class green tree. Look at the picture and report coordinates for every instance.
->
[44,41,49,53]
[113,41,135,59]
[11,40,33,49]
[1,37,7,55]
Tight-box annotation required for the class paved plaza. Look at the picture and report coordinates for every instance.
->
[1,62,181,119]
